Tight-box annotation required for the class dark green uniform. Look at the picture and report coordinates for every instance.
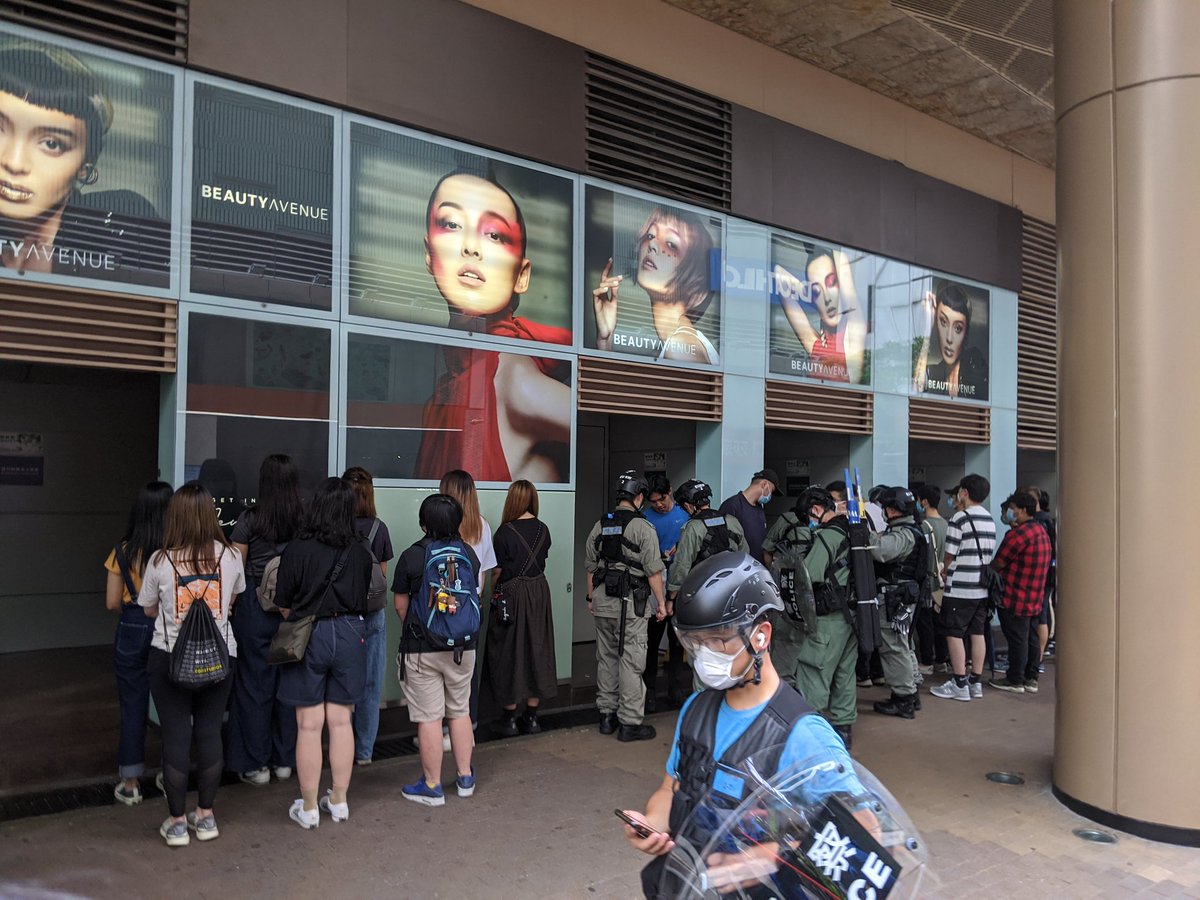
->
[667,511,746,595]
[763,511,813,689]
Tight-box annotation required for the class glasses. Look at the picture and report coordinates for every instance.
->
[676,626,750,655]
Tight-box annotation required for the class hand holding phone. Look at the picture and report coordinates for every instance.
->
[615,808,659,839]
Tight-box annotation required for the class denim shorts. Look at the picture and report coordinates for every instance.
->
[277,615,368,707]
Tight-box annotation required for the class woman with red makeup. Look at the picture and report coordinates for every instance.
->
[415,170,571,483]
[771,246,866,384]
[593,205,720,365]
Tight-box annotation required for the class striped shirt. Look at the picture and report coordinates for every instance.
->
[943,505,997,600]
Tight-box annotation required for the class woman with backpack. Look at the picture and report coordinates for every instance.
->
[226,454,304,785]
[488,480,557,736]
[137,483,245,846]
[393,494,481,806]
[105,480,173,806]
[273,477,377,829]
[342,466,394,766]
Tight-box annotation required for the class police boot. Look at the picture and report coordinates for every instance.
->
[618,723,657,742]
[833,724,853,751]
[598,712,618,735]
[873,692,917,719]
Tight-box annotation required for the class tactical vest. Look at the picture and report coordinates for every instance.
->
[876,522,928,586]
[692,508,737,562]
[595,507,644,573]
[642,685,817,898]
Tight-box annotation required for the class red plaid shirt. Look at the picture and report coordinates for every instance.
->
[991,519,1053,616]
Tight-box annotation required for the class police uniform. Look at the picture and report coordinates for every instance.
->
[666,510,746,596]
[762,511,813,691]
[792,516,858,729]
[868,515,929,701]
[585,508,664,726]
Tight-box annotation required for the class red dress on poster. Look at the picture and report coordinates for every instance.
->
[808,327,849,382]
[415,317,571,481]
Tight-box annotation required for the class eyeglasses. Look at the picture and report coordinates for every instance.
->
[676,626,751,654]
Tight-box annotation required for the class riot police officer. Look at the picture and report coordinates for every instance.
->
[585,470,667,742]
[868,486,936,719]
[762,499,815,691]
[666,480,746,599]
[793,486,858,750]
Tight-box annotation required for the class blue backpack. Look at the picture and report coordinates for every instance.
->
[412,538,480,660]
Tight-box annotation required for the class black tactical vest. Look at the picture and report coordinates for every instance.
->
[876,522,927,586]
[693,509,736,562]
[595,507,643,573]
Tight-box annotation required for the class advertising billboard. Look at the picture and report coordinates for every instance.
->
[583,185,723,366]
[348,123,573,347]
[911,275,990,402]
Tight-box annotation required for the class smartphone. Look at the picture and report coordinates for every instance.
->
[614,809,659,839]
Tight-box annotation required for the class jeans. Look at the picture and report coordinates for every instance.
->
[114,603,155,778]
[998,607,1041,684]
[149,649,236,817]
[352,608,386,761]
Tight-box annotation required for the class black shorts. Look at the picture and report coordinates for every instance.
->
[938,596,988,638]
[277,616,368,707]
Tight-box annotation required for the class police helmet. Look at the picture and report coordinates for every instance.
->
[674,550,784,635]
[797,486,835,521]
[616,469,649,500]
[868,484,889,504]
[879,486,917,516]
[673,479,712,508]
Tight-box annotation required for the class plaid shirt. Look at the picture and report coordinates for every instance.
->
[990,519,1053,616]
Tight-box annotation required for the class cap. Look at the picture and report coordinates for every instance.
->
[752,468,780,489]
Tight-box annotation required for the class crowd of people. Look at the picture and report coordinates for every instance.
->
[103,456,557,845]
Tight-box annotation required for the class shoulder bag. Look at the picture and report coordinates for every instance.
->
[268,545,350,665]
[963,515,1005,613]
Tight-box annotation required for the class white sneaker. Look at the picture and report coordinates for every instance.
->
[970,681,983,699]
[272,766,292,781]
[289,799,319,830]
[240,767,270,787]
[318,789,349,823]
[930,679,971,702]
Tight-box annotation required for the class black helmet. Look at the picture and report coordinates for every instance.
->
[879,485,916,516]
[673,478,712,508]
[868,484,889,504]
[616,469,649,500]
[797,486,835,521]
[674,550,784,634]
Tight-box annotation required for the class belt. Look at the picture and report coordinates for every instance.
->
[324,610,363,619]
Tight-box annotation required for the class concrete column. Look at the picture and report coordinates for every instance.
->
[1054,0,1200,844]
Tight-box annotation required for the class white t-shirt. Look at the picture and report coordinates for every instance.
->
[471,517,497,573]
[138,542,246,655]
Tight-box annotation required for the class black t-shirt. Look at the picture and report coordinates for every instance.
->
[494,517,551,584]
[355,516,395,564]
[274,538,375,619]
[391,538,481,654]
[230,508,298,581]
[719,492,767,562]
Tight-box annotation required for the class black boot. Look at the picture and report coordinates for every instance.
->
[617,723,657,742]
[518,709,542,734]
[598,712,618,735]
[913,694,922,711]
[873,693,917,719]
[833,724,853,751]
[496,710,519,737]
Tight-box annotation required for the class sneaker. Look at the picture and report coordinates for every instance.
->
[318,789,349,823]
[288,799,319,829]
[917,664,934,676]
[871,676,888,686]
[1038,663,1046,673]
[272,766,292,781]
[402,778,445,807]
[933,662,951,674]
[155,771,164,793]
[442,729,452,753]
[930,679,971,702]
[456,767,476,798]
[186,811,219,841]
[989,679,1026,694]
[113,782,142,806]
[1024,680,1040,694]
[856,677,874,688]
[970,681,983,699]
[239,767,270,787]
[160,817,189,847]
[355,757,373,767]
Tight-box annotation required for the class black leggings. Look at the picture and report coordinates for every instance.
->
[148,649,236,817]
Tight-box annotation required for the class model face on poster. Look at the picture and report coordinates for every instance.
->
[806,252,842,330]
[935,293,968,368]
[424,172,532,320]
[912,277,989,401]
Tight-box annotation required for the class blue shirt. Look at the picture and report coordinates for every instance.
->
[666,691,863,805]
[643,503,690,563]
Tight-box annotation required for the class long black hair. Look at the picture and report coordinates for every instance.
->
[251,454,303,543]
[120,481,174,575]
[299,477,358,547]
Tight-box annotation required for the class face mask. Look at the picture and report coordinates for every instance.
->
[1002,508,1016,524]
[759,491,772,506]
[946,495,956,509]
[692,639,753,690]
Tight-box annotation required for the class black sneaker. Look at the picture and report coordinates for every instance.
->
[598,712,618,735]
[495,712,519,737]
[518,713,542,735]
[617,723,657,742]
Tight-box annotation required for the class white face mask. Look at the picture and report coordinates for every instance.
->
[692,643,746,690]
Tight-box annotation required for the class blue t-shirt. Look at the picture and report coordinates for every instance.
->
[643,503,690,562]
[666,691,862,806]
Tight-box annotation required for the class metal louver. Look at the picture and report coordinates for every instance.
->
[910,398,990,444]
[0,0,188,63]
[585,54,732,210]
[0,281,177,372]
[765,381,873,435]
[577,356,722,421]
[1018,215,1057,451]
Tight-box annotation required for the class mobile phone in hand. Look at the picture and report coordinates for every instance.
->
[615,809,659,839]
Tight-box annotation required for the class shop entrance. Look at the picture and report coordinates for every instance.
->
[0,361,163,794]
[763,428,858,517]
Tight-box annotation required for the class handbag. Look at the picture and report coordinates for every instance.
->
[492,522,547,626]
[963,515,1005,612]
[162,548,231,690]
[268,545,350,665]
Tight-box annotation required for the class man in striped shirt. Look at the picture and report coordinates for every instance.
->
[930,474,996,703]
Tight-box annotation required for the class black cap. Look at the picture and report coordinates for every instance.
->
[945,482,962,494]
[752,468,780,490]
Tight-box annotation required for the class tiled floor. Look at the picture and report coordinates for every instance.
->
[2,660,1198,898]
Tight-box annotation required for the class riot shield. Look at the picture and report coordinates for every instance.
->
[658,748,930,899]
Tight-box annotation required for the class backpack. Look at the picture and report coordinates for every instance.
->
[255,539,289,612]
[163,548,231,690]
[411,538,480,659]
[362,518,388,613]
